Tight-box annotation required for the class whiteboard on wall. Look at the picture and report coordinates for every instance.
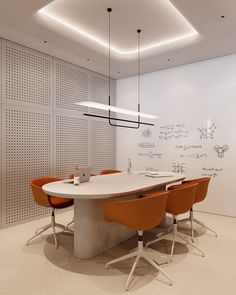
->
[117,54,236,217]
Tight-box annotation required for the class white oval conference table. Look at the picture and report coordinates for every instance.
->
[43,171,185,259]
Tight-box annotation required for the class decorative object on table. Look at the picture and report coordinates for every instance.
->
[127,158,132,174]
[74,166,80,185]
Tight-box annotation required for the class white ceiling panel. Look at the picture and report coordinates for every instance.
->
[38,0,198,55]
[0,0,236,78]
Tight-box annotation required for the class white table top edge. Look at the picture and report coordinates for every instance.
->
[42,171,185,200]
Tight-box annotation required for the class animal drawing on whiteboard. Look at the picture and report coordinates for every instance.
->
[197,123,217,139]
[142,128,152,138]
[172,162,186,174]
[213,145,229,158]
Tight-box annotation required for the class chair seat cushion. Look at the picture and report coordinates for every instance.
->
[49,196,74,209]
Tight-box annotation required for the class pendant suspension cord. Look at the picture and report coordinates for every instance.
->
[106,9,142,128]
[107,8,112,107]
[137,29,141,121]
[82,11,154,128]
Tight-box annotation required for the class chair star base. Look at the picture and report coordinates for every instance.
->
[179,209,218,240]
[146,218,205,262]
[26,209,73,248]
[106,231,172,291]
[66,218,74,230]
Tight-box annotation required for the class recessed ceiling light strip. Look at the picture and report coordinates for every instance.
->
[38,2,198,55]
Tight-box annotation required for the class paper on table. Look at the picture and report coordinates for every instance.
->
[145,174,173,178]
[145,171,174,178]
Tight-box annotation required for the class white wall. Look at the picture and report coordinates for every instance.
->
[117,54,236,217]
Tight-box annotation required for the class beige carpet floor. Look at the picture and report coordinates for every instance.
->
[0,210,235,295]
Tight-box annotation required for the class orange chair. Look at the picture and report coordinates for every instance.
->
[100,169,121,175]
[103,191,172,290]
[146,184,205,261]
[179,177,217,239]
[27,177,74,248]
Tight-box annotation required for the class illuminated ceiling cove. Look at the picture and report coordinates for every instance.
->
[38,0,199,56]
[1,0,235,78]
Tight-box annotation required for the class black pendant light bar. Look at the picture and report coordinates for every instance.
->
[83,113,154,126]
[83,8,155,128]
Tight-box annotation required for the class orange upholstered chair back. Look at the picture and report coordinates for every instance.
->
[183,177,210,203]
[167,183,198,215]
[29,177,61,207]
[100,169,122,175]
[103,191,169,231]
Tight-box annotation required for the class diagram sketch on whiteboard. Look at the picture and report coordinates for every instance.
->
[213,145,229,158]
[172,162,186,174]
[142,128,152,138]
[197,123,217,139]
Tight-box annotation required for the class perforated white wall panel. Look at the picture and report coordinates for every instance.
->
[2,106,53,227]
[0,38,117,228]
[90,73,116,173]
[54,59,89,113]
[55,114,89,178]
[2,40,53,109]
[90,73,116,117]
[92,120,116,173]
[0,39,2,229]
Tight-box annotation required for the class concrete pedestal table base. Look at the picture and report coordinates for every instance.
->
[74,198,136,259]
[73,184,167,259]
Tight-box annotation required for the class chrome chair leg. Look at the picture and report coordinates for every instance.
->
[26,224,51,246]
[125,255,140,290]
[178,209,218,239]
[56,223,73,234]
[27,209,72,248]
[177,232,205,257]
[67,219,74,230]
[190,209,194,242]
[170,225,177,262]
[106,251,137,269]
[35,223,51,235]
[55,223,67,231]
[52,222,58,249]
[193,218,218,237]
[51,209,59,248]
[143,253,172,286]
[146,217,205,261]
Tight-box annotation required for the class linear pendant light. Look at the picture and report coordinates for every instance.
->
[76,8,158,128]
